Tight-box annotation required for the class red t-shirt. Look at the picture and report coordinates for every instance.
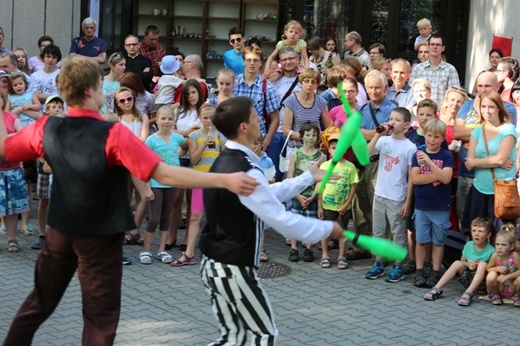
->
[174,82,209,104]
[4,107,162,181]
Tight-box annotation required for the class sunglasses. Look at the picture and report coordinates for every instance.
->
[229,37,242,44]
[117,96,134,104]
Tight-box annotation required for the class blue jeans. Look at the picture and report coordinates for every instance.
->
[267,132,286,181]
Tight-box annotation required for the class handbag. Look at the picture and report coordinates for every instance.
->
[279,131,293,173]
[482,126,520,219]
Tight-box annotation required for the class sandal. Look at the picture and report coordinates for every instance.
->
[260,250,269,262]
[124,232,144,245]
[320,256,331,268]
[7,239,19,253]
[414,271,428,287]
[139,251,152,264]
[171,253,196,266]
[513,295,520,307]
[489,292,503,305]
[345,247,372,260]
[424,287,443,301]
[337,257,348,270]
[157,251,173,264]
[164,241,176,250]
[457,291,473,306]
[20,226,35,235]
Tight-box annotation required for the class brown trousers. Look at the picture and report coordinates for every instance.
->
[3,228,124,346]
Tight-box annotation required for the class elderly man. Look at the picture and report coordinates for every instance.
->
[0,52,34,91]
[343,31,370,68]
[349,70,396,260]
[0,27,11,54]
[68,17,106,64]
[122,34,153,91]
[409,34,460,106]
[173,54,209,103]
[137,25,166,83]
[387,58,414,107]
[453,71,517,230]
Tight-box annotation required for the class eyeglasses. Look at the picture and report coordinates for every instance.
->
[280,56,297,63]
[229,37,242,44]
[125,43,138,47]
[117,96,134,104]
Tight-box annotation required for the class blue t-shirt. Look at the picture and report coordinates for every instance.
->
[223,49,244,75]
[462,240,495,262]
[472,123,517,195]
[457,99,517,178]
[359,98,397,130]
[69,36,107,58]
[145,131,185,188]
[412,148,454,210]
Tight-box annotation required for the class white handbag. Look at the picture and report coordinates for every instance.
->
[279,131,293,173]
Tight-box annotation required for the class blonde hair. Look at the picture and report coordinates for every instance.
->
[216,67,235,81]
[284,20,305,37]
[103,111,119,123]
[298,67,321,85]
[423,118,446,138]
[417,18,432,29]
[440,88,468,116]
[496,227,516,247]
[113,86,142,122]
[411,78,431,93]
[371,57,391,71]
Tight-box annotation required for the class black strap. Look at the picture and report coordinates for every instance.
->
[369,103,380,128]
[280,77,299,108]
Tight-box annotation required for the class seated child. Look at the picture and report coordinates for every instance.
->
[424,217,495,306]
[486,224,520,306]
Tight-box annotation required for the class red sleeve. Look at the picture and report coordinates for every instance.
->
[199,82,208,100]
[106,123,162,181]
[174,84,183,103]
[4,116,47,162]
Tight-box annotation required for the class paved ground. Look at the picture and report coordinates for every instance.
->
[1,203,519,345]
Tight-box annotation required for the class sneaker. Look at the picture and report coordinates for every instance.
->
[402,259,416,274]
[122,253,132,265]
[385,264,405,283]
[288,249,299,262]
[425,271,441,288]
[365,261,385,279]
[20,226,36,235]
[302,248,314,262]
[31,236,45,250]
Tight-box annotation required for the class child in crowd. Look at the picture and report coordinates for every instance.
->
[411,119,454,287]
[166,80,205,251]
[114,87,152,246]
[32,95,66,250]
[209,68,235,106]
[486,224,520,305]
[155,55,183,110]
[264,20,309,79]
[424,217,495,306]
[172,104,226,266]
[140,107,187,264]
[32,45,61,112]
[316,133,359,269]
[324,36,341,59]
[288,121,325,262]
[365,107,416,282]
[253,134,275,262]
[7,72,41,127]
[414,18,433,51]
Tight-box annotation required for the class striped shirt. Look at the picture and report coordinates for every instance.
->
[188,129,226,172]
[283,93,327,148]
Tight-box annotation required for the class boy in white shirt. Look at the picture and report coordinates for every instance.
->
[155,55,183,110]
[365,107,417,282]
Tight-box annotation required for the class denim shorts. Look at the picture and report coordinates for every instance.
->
[414,209,450,246]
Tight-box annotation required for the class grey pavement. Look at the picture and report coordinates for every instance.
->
[0,202,519,345]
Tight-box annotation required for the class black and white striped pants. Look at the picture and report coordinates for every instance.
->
[200,256,278,346]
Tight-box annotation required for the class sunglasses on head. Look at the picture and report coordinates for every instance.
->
[230,37,242,44]
[117,96,133,104]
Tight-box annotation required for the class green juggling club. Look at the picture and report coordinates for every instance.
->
[343,230,408,261]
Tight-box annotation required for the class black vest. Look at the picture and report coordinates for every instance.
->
[199,149,263,267]
[43,117,135,236]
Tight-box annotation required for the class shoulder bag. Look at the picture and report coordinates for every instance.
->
[482,126,520,219]
[279,130,293,173]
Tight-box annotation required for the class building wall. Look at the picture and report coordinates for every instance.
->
[0,0,82,58]
[466,0,519,88]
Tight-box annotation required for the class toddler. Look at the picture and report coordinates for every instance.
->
[414,18,432,51]
[155,55,183,110]
[7,72,41,126]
